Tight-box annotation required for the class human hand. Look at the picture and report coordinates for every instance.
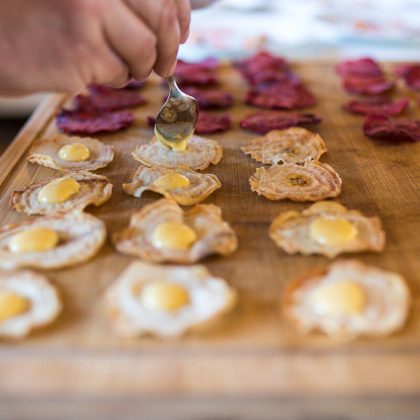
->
[0,0,191,94]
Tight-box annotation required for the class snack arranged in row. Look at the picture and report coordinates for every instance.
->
[0,258,410,340]
[337,57,420,143]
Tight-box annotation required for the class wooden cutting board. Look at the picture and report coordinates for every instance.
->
[0,62,419,419]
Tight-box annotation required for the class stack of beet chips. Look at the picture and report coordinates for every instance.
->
[338,57,419,142]
[56,81,147,135]
[235,51,321,134]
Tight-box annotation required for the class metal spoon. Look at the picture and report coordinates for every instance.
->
[154,76,199,149]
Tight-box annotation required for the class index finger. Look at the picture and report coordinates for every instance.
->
[173,0,191,43]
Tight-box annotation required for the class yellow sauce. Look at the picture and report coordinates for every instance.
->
[153,173,190,190]
[141,281,190,312]
[310,218,357,247]
[58,143,90,162]
[156,132,189,152]
[37,177,80,204]
[0,290,30,322]
[311,281,366,316]
[8,227,59,253]
[151,221,197,250]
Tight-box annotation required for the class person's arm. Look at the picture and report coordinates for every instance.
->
[0,0,191,94]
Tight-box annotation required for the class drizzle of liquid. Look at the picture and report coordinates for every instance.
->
[8,227,59,253]
[310,218,357,247]
[37,177,80,204]
[151,221,197,250]
[140,281,190,312]
[153,173,190,190]
[310,281,366,316]
[0,290,30,322]
[58,143,90,162]
[155,128,191,152]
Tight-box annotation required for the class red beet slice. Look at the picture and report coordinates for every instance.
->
[246,81,316,109]
[182,86,233,109]
[363,115,420,142]
[343,97,409,116]
[403,65,420,90]
[147,112,231,135]
[336,57,382,77]
[195,112,231,134]
[124,79,146,89]
[56,109,134,135]
[342,75,394,95]
[240,111,321,134]
[174,59,219,87]
[74,84,146,112]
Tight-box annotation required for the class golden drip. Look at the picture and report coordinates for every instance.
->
[0,290,30,322]
[58,143,90,162]
[153,173,190,190]
[8,227,59,253]
[37,177,80,204]
[310,217,357,247]
[151,221,197,250]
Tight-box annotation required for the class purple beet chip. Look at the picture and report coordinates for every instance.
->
[240,111,321,134]
[343,97,409,117]
[56,109,134,135]
[363,115,420,142]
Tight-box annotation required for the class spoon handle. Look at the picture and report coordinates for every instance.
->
[167,75,181,97]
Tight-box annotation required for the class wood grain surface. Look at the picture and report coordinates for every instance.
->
[0,62,419,419]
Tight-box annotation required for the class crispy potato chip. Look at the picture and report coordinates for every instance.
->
[27,134,114,172]
[105,261,237,338]
[0,270,61,338]
[282,260,410,337]
[250,162,342,201]
[241,127,327,165]
[0,212,106,270]
[132,136,222,170]
[112,198,237,264]
[123,165,221,206]
[269,201,385,257]
[11,171,112,215]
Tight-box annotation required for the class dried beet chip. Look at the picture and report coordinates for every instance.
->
[363,115,420,142]
[403,65,420,90]
[182,86,233,109]
[196,112,231,134]
[56,109,134,135]
[343,97,409,116]
[240,111,321,134]
[174,59,219,87]
[147,112,231,135]
[74,84,146,112]
[342,75,394,95]
[246,81,316,109]
[124,79,146,89]
[336,57,382,77]
[235,50,288,76]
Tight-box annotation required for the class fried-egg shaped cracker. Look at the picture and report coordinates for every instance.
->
[106,261,237,338]
[27,134,114,171]
[123,165,221,206]
[283,260,410,337]
[132,135,222,170]
[11,171,112,215]
[269,201,385,258]
[250,162,342,201]
[0,270,61,338]
[0,212,106,270]
[241,127,327,164]
[112,198,237,263]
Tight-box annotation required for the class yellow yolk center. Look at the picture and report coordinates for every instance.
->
[8,227,59,253]
[58,143,90,162]
[141,281,190,312]
[151,221,197,250]
[153,173,190,190]
[310,218,357,247]
[37,177,80,204]
[0,290,30,322]
[311,281,366,316]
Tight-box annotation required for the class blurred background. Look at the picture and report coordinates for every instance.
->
[1,0,420,149]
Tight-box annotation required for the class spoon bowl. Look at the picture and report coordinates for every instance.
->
[154,76,199,148]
